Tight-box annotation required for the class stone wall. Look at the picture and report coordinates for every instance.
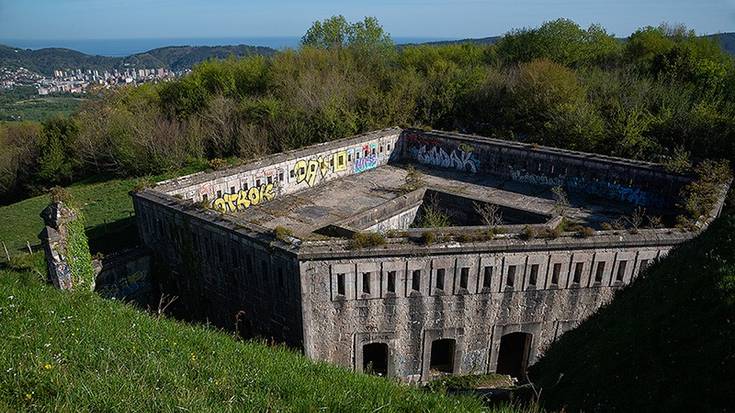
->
[158,128,401,210]
[133,192,304,345]
[401,129,692,210]
[94,247,153,307]
[299,244,667,381]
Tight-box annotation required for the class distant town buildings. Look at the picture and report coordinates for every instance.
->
[0,66,187,95]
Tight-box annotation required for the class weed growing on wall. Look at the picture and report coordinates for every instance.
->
[50,188,95,289]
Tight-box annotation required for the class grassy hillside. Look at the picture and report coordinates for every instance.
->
[530,211,735,412]
[0,259,498,412]
[0,168,203,260]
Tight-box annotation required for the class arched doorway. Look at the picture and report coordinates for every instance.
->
[496,332,533,380]
[363,343,389,376]
[429,338,456,374]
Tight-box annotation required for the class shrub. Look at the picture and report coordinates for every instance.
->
[520,225,536,240]
[420,231,437,245]
[274,226,293,242]
[350,232,386,249]
[576,226,596,238]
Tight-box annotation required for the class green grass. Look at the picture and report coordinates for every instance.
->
[0,263,494,412]
[0,177,138,258]
[0,168,202,260]
[530,212,735,412]
[0,88,86,121]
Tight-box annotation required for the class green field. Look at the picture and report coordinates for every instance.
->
[0,177,139,259]
[0,87,86,122]
[0,168,205,260]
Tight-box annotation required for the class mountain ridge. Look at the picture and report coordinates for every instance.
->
[0,43,277,75]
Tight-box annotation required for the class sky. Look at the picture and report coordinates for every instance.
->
[0,0,733,41]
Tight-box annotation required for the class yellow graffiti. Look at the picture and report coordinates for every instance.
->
[212,184,276,212]
[293,150,348,186]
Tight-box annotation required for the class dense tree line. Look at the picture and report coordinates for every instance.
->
[1,17,734,203]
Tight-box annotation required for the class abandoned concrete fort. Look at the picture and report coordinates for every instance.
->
[131,127,727,382]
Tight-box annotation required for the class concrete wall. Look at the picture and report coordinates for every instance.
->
[299,245,666,382]
[133,193,304,346]
[159,128,401,210]
[401,129,692,210]
[94,247,153,307]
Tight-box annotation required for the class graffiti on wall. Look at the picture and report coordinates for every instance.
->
[408,145,480,173]
[293,150,348,187]
[510,169,665,207]
[213,184,276,212]
[354,154,378,173]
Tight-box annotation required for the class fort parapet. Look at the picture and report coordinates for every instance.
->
[132,127,727,381]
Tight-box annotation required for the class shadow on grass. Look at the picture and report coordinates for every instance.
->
[87,216,139,255]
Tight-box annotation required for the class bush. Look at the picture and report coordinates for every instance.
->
[420,231,437,245]
[273,226,294,242]
[349,232,386,249]
[576,226,596,238]
[520,225,536,240]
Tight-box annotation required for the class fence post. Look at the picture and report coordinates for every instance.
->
[2,241,9,261]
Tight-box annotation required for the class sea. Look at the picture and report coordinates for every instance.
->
[0,36,453,57]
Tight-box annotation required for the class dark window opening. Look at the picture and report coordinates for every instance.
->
[279,172,284,181]
[348,153,352,161]
[202,194,208,202]
[256,179,261,187]
[379,145,384,153]
[460,267,469,290]
[507,265,517,288]
[267,176,273,184]
[551,263,561,286]
[363,343,388,376]
[529,264,539,287]
[616,261,627,282]
[243,182,249,190]
[483,266,493,289]
[640,259,650,273]
[435,268,445,290]
[595,262,606,283]
[573,263,583,284]
[217,190,222,198]
[412,270,421,292]
[230,186,235,194]
[371,147,376,155]
[387,144,391,151]
[496,332,533,380]
[430,339,456,374]
[290,170,295,178]
[336,273,345,296]
[362,272,371,294]
[387,271,396,293]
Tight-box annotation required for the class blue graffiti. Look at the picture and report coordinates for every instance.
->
[510,169,665,208]
[408,145,480,173]
[354,154,378,173]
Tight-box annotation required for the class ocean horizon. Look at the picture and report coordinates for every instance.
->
[0,36,456,57]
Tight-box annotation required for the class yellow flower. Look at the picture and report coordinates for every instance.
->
[43,363,53,370]
[24,393,32,400]
[190,353,197,361]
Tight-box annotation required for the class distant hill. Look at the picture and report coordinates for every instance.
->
[707,32,735,55]
[0,44,277,75]
[400,36,501,47]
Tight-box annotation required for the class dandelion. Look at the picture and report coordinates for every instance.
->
[24,393,32,400]
[190,352,197,362]
[43,363,53,370]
